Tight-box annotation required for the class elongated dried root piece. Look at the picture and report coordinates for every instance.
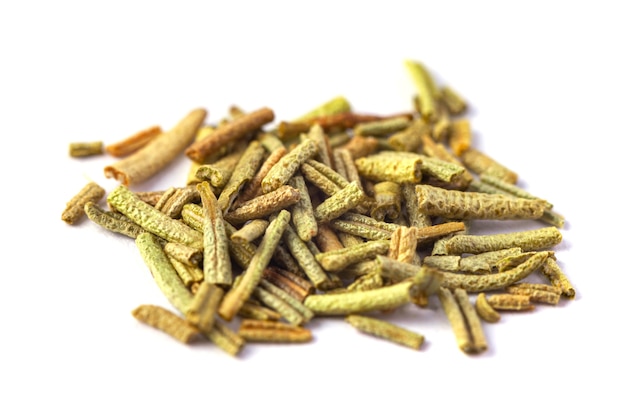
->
[105,125,162,157]
[345,314,424,350]
[62,182,106,225]
[185,107,274,163]
[415,184,546,220]
[132,304,201,344]
[238,319,312,343]
[475,293,501,323]
[105,108,206,185]
[487,294,534,311]
[423,251,550,292]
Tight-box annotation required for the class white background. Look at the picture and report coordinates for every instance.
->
[1,1,624,416]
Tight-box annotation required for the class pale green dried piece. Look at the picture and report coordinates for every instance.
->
[337,231,365,247]
[388,118,430,152]
[84,201,146,238]
[300,162,342,196]
[424,248,524,274]
[375,255,421,284]
[282,223,331,289]
[495,251,549,272]
[259,280,314,323]
[475,292,501,323]
[306,123,334,168]
[478,174,553,209]
[69,141,103,157]
[236,146,287,204]
[180,203,204,232]
[540,257,575,299]
[186,282,224,334]
[252,287,305,326]
[217,140,266,212]
[224,221,257,269]
[316,240,391,272]
[424,251,550,292]
[355,152,422,183]
[305,240,344,290]
[154,185,199,219]
[341,260,377,281]
[163,241,202,267]
[194,147,245,188]
[419,155,467,184]
[108,185,203,248]
[440,85,468,115]
[328,132,351,148]
[342,213,400,232]
[132,304,201,344]
[230,219,270,244]
[330,218,392,240]
[218,210,291,321]
[272,244,305,277]
[468,179,565,228]
[465,248,524,270]
[237,301,282,321]
[401,184,432,228]
[371,181,402,221]
[333,148,362,185]
[136,232,193,314]
[421,134,473,186]
[257,131,286,153]
[304,281,415,315]
[346,271,384,292]
[539,209,566,229]
[289,175,318,242]
[262,138,318,193]
[167,255,203,287]
[438,287,473,353]
[293,96,351,122]
[423,255,464,272]
[487,294,534,311]
[415,184,546,220]
[354,116,411,137]
[205,319,246,356]
[454,288,487,353]
[305,159,350,189]
[440,227,562,255]
[460,147,518,184]
[506,285,561,305]
[345,314,424,350]
[331,219,394,241]
[314,181,366,223]
[197,181,232,287]
[405,60,438,121]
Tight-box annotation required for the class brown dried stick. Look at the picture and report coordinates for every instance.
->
[186,107,274,163]
[105,125,162,157]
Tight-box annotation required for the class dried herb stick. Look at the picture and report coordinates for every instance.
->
[66,59,574,357]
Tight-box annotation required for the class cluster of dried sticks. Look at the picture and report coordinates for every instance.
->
[63,60,573,355]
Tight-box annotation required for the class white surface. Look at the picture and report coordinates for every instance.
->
[1,1,624,416]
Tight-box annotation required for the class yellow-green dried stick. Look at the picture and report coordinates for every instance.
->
[345,315,424,350]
